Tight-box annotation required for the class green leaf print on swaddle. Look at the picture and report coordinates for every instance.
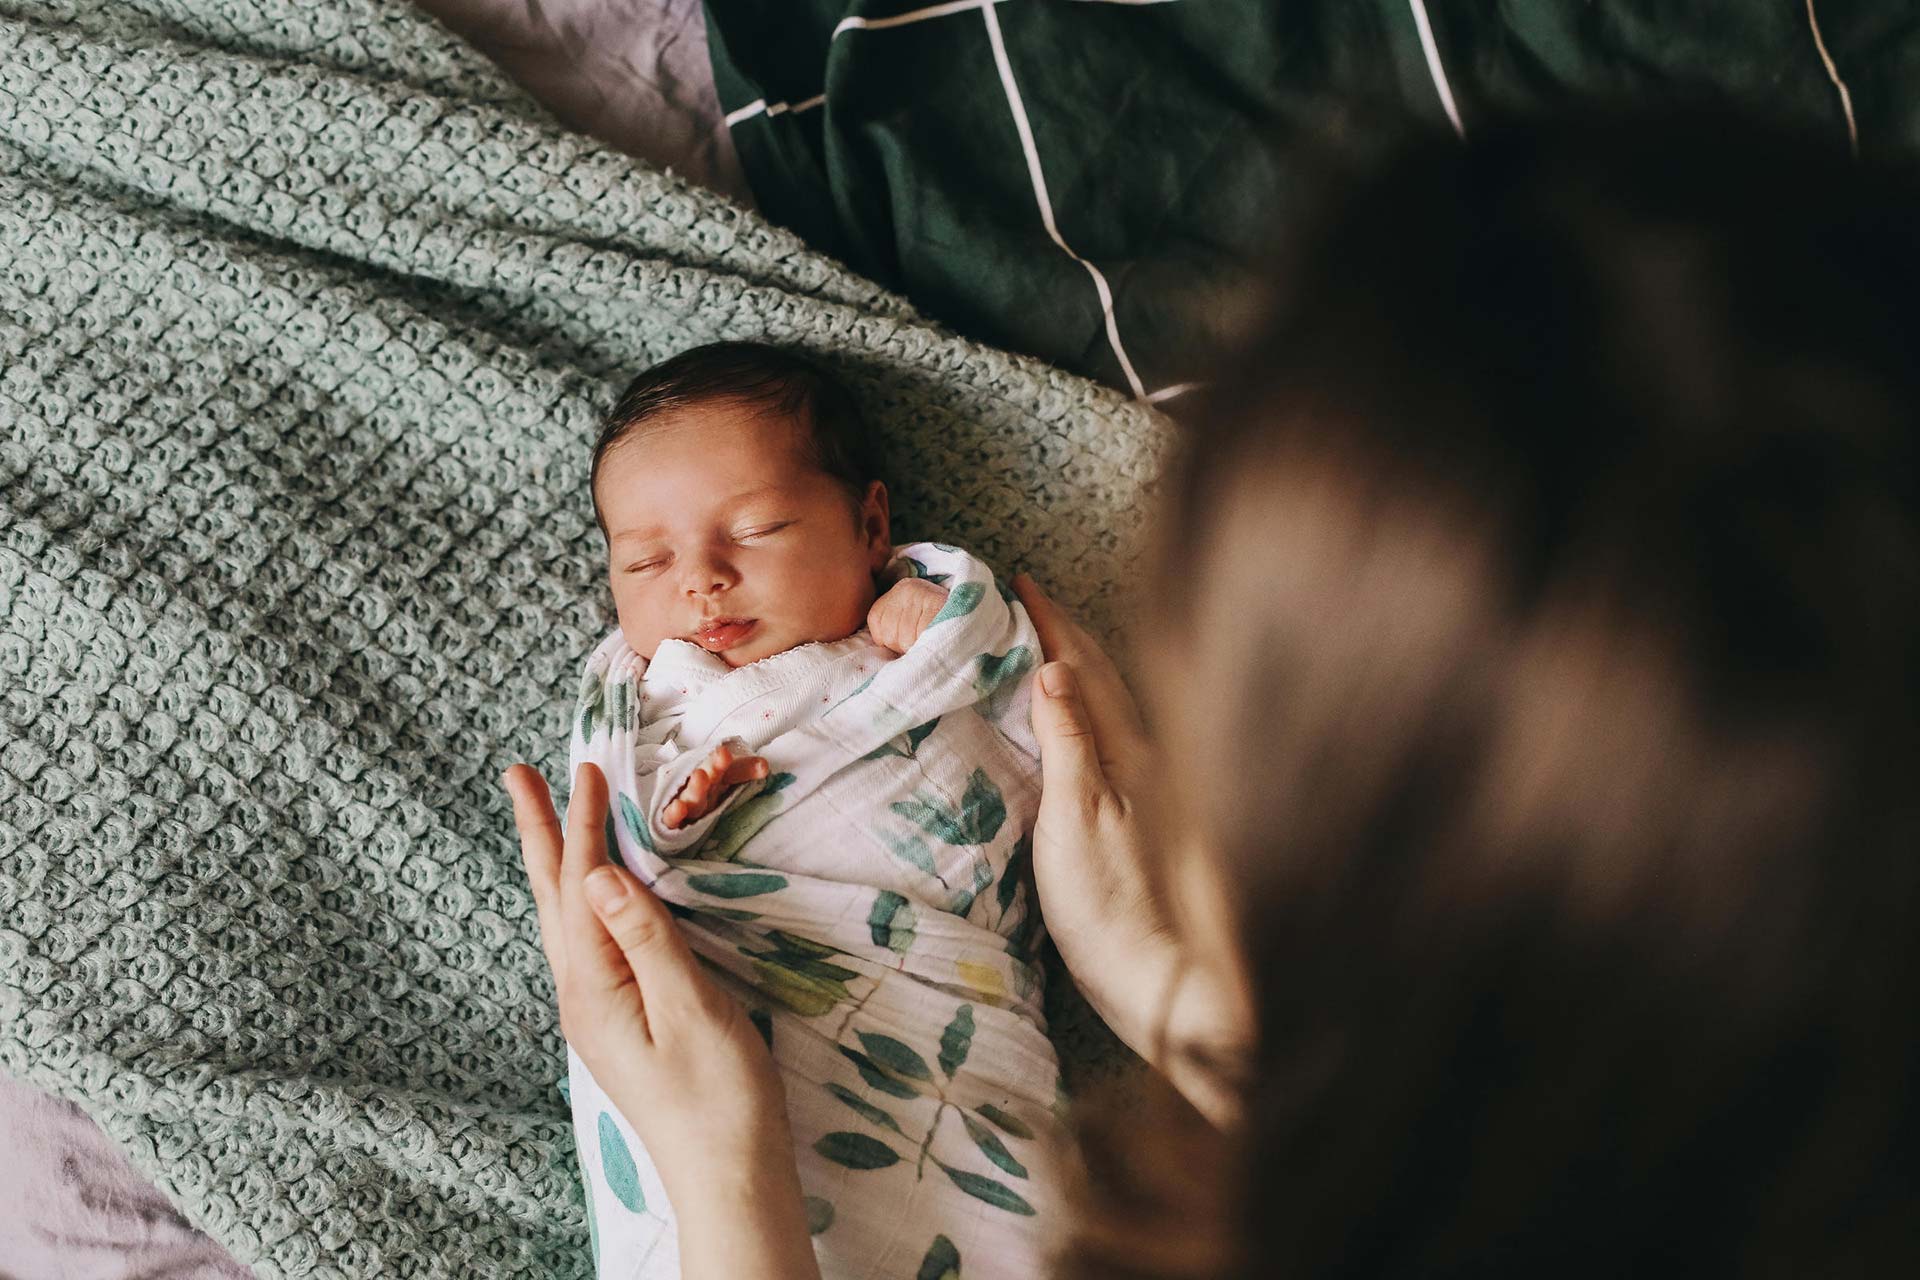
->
[916,1235,962,1280]
[862,715,942,763]
[903,556,953,587]
[935,1162,1035,1216]
[930,581,985,627]
[814,1131,902,1170]
[685,871,787,898]
[595,1112,646,1213]
[743,932,860,1017]
[890,768,1007,848]
[974,1103,1034,1140]
[998,834,1029,916]
[881,830,943,882]
[938,1005,974,1079]
[857,1032,933,1081]
[972,644,1036,725]
[617,792,655,856]
[578,666,607,743]
[825,1082,907,1135]
[701,771,797,860]
[869,890,917,952]
[960,1113,1029,1179]
[838,1046,922,1099]
[947,859,996,917]
[972,646,1033,698]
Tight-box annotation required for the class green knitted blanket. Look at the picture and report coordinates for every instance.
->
[0,2,1168,1275]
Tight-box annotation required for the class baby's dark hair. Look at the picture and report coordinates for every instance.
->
[589,341,883,538]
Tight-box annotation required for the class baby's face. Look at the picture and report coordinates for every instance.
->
[595,399,891,669]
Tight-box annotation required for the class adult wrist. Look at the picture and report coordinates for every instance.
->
[1151,957,1253,1130]
[667,1143,819,1280]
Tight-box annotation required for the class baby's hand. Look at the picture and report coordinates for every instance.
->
[866,578,951,654]
[664,742,770,829]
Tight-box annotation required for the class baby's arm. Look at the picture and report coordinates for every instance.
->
[852,544,1044,763]
[865,576,950,654]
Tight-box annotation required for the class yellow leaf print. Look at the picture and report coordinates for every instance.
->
[954,960,1005,1000]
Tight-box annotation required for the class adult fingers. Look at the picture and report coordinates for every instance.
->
[502,764,567,985]
[1028,660,1109,818]
[559,762,631,994]
[585,861,719,1030]
[1012,573,1153,772]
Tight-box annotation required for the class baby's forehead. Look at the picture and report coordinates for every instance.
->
[622,398,812,464]
[596,399,829,529]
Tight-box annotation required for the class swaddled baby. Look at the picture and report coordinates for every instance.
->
[563,342,1064,1279]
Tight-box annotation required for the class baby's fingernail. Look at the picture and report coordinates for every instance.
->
[586,866,630,912]
[1041,662,1073,698]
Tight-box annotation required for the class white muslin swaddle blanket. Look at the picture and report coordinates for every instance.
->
[562,541,1065,1279]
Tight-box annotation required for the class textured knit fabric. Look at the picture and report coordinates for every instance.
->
[567,541,1062,1279]
[0,1,1167,1278]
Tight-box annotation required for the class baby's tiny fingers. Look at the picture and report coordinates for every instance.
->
[720,757,769,786]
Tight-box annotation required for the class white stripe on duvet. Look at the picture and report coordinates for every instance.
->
[1804,0,1860,157]
[1408,0,1464,138]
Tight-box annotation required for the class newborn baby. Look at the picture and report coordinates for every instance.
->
[563,342,1064,1279]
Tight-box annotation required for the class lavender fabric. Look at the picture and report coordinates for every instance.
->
[0,1071,255,1280]
[410,0,750,204]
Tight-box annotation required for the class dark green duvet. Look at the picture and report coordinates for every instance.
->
[707,0,1916,398]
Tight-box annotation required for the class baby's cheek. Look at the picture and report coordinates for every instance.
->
[610,583,668,659]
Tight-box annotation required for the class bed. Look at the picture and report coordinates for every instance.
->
[3,1,1913,1277]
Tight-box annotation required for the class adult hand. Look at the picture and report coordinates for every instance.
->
[1011,573,1252,1129]
[502,761,820,1280]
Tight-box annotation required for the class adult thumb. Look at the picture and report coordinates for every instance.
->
[1031,661,1106,802]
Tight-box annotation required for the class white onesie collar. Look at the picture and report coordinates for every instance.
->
[640,629,881,706]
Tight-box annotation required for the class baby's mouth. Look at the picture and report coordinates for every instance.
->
[692,617,758,653]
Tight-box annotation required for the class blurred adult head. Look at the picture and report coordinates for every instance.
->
[1070,113,1920,1277]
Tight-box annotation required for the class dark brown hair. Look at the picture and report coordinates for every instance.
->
[1064,113,1920,1277]
[588,341,883,538]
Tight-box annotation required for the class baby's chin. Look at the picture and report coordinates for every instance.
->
[713,626,871,670]
[634,616,872,669]
[633,624,782,669]
[715,624,830,669]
